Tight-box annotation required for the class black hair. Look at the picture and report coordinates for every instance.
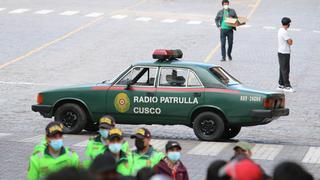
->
[281,17,291,26]
[206,160,230,180]
[46,167,94,180]
[273,161,313,180]
[136,167,156,180]
[222,0,229,5]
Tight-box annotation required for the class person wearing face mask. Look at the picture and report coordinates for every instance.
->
[27,122,80,180]
[84,128,133,176]
[83,115,130,168]
[131,128,165,175]
[154,141,189,180]
[215,0,238,61]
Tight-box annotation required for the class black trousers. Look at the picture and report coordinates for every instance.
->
[220,29,234,58]
[278,53,291,87]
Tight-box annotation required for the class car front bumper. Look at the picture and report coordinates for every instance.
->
[31,104,52,118]
[251,108,289,118]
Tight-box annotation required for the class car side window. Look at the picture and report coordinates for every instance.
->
[187,70,202,87]
[159,68,188,87]
[117,67,157,86]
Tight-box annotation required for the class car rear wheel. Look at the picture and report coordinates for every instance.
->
[193,112,225,141]
[54,103,87,134]
[222,126,241,139]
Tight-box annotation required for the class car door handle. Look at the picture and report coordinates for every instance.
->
[193,92,201,97]
[146,92,155,97]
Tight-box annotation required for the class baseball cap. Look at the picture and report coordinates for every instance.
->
[130,128,151,139]
[165,141,182,151]
[89,153,117,173]
[224,159,263,180]
[233,141,253,151]
[99,115,115,129]
[46,121,63,137]
[108,128,123,140]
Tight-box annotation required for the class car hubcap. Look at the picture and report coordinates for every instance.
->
[62,111,78,128]
[200,119,216,135]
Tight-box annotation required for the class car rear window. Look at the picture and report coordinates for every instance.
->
[210,67,240,86]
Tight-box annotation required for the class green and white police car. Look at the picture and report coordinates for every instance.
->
[32,49,289,141]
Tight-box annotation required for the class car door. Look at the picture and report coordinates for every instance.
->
[107,66,158,124]
[154,67,204,124]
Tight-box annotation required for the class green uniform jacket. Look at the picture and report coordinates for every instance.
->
[27,146,79,180]
[33,138,46,154]
[131,146,165,175]
[83,137,132,176]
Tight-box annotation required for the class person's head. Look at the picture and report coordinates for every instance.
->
[136,167,156,180]
[273,161,313,180]
[206,160,229,180]
[165,141,182,163]
[281,17,291,29]
[222,0,230,9]
[233,141,253,158]
[107,128,123,154]
[220,159,263,180]
[98,115,116,139]
[130,128,151,151]
[46,167,94,180]
[45,122,64,151]
[89,153,119,180]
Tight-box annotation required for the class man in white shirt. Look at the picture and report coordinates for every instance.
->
[277,17,294,92]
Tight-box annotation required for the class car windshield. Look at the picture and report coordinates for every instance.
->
[210,67,240,86]
[103,65,132,84]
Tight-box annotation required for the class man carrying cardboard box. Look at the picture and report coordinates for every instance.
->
[215,0,238,61]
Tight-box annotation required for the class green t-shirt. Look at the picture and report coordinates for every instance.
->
[221,10,233,30]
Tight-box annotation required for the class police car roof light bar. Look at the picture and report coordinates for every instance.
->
[153,49,183,61]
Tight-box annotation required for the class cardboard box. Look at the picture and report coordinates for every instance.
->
[225,16,247,27]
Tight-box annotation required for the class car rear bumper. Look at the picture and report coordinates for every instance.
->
[31,104,52,118]
[251,108,289,118]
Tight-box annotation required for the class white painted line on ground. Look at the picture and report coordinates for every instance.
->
[263,26,276,30]
[302,147,320,164]
[161,19,177,23]
[0,133,12,138]
[73,140,89,147]
[110,14,128,19]
[18,135,43,143]
[135,17,152,22]
[34,9,54,15]
[0,8,6,12]
[9,9,30,14]
[313,30,320,34]
[186,20,202,25]
[151,139,167,150]
[288,28,301,32]
[188,142,230,156]
[60,11,79,16]
[85,12,104,17]
[251,144,283,160]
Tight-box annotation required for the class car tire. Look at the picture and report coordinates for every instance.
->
[193,112,225,141]
[54,103,87,134]
[222,126,241,139]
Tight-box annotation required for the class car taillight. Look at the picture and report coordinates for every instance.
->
[37,93,43,104]
[263,98,274,109]
[280,98,285,108]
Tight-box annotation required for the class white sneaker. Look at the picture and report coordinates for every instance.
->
[282,87,295,93]
[277,85,285,90]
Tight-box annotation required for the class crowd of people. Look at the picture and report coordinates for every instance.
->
[27,115,315,180]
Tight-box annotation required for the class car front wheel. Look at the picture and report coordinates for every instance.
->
[54,103,87,134]
[193,112,225,141]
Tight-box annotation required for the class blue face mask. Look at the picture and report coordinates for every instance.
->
[167,151,181,162]
[50,139,63,151]
[99,129,109,138]
[108,143,122,154]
